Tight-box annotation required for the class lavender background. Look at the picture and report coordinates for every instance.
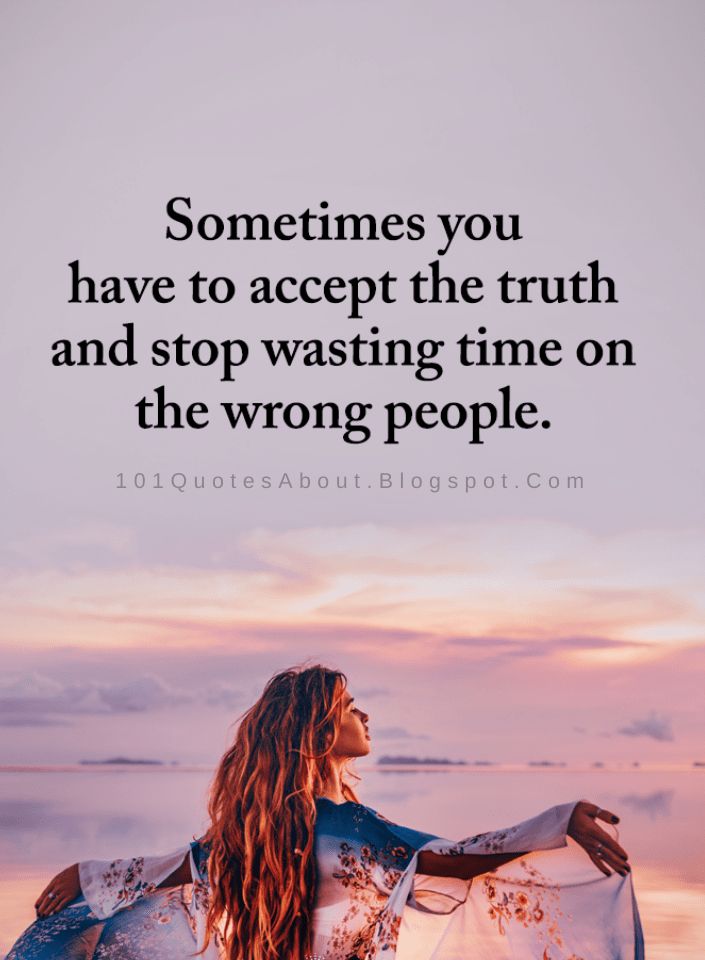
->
[1,1,704,955]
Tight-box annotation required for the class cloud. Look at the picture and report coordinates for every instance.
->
[356,686,390,699]
[447,632,652,663]
[617,711,674,742]
[0,714,68,728]
[4,521,136,568]
[0,672,242,725]
[374,726,429,741]
[202,683,245,709]
[2,519,703,665]
[618,790,674,819]
[0,799,155,852]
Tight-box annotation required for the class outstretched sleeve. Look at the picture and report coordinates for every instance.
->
[423,798,579,857]
[78,837,208,920]
[372,800,644,959]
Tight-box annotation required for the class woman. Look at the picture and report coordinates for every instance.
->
[8,665,644,960]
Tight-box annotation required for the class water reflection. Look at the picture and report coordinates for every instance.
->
[617,789,674,819]
[0,799,148,851]
[1,767,703,958]
[635,868,705,959]
[363,787,431,804]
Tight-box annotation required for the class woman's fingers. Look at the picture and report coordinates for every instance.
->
[597,846,630,875]
[36,892,52,917]
[605,836,630,863]
[35,874,62,916]
[587,830,630,876]
[572,805,631,877]
[593,806,620,826]
[588,822,630,862]
[587,849,612,877]
[580,840,631,877]
[34,865,80,917]
[34,882,54,910]
[586,841,630,877]
[45,894,60,916]
[36,887,62,917]
[36,898,53,918]
[47,895,70,915]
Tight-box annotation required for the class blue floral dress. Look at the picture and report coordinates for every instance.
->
[6,797,644,960]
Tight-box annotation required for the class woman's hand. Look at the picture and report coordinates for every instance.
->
[35,863,81,918]
[568,801,631,877]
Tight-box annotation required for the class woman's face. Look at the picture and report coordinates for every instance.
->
[331,688,370,758]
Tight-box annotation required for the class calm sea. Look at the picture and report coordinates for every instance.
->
[1,765,703,958]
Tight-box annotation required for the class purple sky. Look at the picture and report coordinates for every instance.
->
[1,1,703,766]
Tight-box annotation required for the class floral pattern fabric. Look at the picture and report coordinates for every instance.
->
[6,797,644,960]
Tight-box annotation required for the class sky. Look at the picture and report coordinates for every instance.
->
[2,516,703,765]
[1,0,703,767]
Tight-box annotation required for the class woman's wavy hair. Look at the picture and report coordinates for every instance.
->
[201,663,360,960]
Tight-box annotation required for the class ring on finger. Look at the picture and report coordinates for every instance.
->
[47,892,56,900]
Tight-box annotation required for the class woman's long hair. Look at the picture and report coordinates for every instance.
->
[202,664,360,960]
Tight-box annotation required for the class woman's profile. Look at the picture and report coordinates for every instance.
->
[7,664,644,959]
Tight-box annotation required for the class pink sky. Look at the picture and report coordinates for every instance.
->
[1,517,703,765]
[1,2,703,769]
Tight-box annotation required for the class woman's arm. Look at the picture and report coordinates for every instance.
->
[157,852,192,888]
[35,864,81,918]
[415,801,631,882]
[35,850,194,919]
[566,801,630,877]
[417,848,526,879]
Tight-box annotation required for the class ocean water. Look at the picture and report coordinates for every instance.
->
[1,765,703,958]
